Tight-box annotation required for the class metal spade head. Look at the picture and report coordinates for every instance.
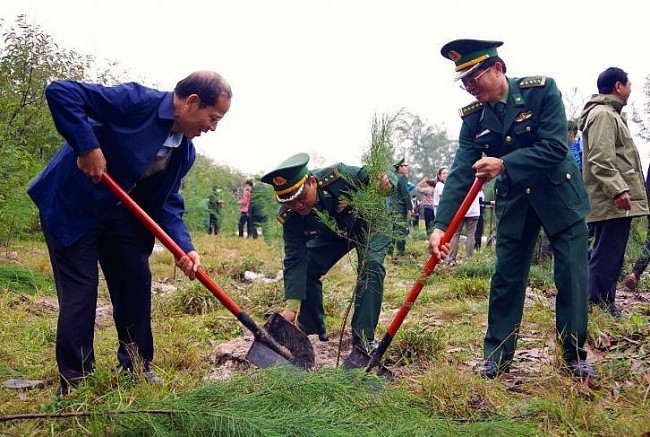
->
[245,312,316,370]
[342,346,394,380]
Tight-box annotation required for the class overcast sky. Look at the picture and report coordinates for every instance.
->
[3,0,650,175]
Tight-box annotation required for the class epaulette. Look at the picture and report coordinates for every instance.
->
[317,167,342,188]
[519,76,547,88]
[276,206,295,225]
[458,101,484,119]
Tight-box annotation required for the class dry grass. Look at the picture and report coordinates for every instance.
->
[1,232,649,435]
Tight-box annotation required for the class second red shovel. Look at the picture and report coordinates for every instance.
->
[344,177,486,376]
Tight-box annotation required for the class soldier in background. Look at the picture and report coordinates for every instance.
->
[388,158,413,260]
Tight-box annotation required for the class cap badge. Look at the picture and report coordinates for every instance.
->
[448,50,462,62]
[272,176,287,186]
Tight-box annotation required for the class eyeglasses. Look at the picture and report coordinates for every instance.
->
[459,66,493,91]
[197,97,222,128]
[208,115,221,127]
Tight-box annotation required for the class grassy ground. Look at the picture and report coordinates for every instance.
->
[0,229,649,436]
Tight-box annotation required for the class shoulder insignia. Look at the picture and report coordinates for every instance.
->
[276,206,295,225]
[519,76,547,88]
[318,167,342,188]
[458,101,484,119]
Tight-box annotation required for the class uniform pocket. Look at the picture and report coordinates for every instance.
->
[512,118,536,138]
[546,162,585,209]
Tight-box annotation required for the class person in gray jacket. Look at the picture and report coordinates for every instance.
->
[580,67,649,318]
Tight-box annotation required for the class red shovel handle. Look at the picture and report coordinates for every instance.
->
[366,177,486,371]
[387,177,485,336]
[100,172,243,317]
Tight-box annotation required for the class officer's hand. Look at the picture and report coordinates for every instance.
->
[281,309,297,323]
[428,228,450,259]
[614,191,631,211]
[77,148,107,184]
[472,157,505,181]
[176,251,200,280]
[378,174,392,193]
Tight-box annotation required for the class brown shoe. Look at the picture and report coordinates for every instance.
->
[624,273,638,290]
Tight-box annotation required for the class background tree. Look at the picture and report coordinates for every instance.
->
[0,15,247,245]
[631,73,650,144]
[0,15,123,247]
[180,155,246,236]
[562,86,589,121]
[394,112,456,181]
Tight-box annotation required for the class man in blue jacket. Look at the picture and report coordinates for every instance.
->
[28,71,232,395]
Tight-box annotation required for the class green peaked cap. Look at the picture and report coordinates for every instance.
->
[393,157,408,168]
[440,39,503,78]
[261,153,310,203]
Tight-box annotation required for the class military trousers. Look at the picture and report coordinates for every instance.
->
[391,213,409,257]
[298,234,389,342]
[485,206,589,367]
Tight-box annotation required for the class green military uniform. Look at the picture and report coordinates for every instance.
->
[388,158,413,257]
[436,40,591,371]
[262,154,390,345]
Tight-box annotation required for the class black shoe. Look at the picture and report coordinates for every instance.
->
[606,304,622,320]
[600,302,622,319]
[318,333,329,342]
[479,359,509,379]
[590,301,622,320]
[56,375,87,397]
[115,365,162,384]
[143,370,163,384]
[565,359,598,378]
[55,384,69,398]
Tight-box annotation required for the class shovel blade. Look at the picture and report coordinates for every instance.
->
[343,346,394,380]
[245,312,316,370]
[245,340,291,368]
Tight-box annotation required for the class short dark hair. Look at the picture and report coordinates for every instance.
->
[175,71,232,108]
[597,67,628,94]
[479,56,507,74]
[567,120,578,134]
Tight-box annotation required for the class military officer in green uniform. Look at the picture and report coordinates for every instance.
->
[388,157,413,259]
[261,153,392,351]
[429,39,597,379]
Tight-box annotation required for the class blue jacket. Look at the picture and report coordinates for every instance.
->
[27,80,196,251]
